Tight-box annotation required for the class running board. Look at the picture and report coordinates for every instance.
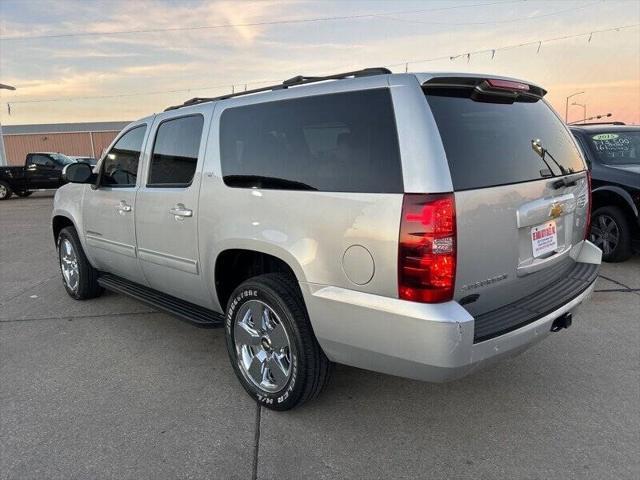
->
[98,273,224,328]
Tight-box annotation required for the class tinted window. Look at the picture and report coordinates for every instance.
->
[220,89,403,193]
[50,153,74,166]
[102,125,146,187]
[30,154,54,167]
[587,131,640,165]
[426,91,585,190]
[148,115,204,186]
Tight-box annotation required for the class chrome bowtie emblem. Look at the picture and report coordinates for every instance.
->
[550,203,564,219]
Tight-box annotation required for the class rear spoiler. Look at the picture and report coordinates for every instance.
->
[423,76,546,103]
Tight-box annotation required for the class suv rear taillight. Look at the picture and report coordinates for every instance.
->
[398,193,456,303]
[585,170,592,240]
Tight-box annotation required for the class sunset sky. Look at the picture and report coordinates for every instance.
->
[1,0,639,126]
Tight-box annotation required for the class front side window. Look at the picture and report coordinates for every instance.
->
[219,89,403,193]
[30,154,55,167]
[148,115,204,187]
[101,125,146,187]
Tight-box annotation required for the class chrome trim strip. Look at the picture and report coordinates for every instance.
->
[85,233,136,258]
[516,193,576,228]
[138,247,199,274]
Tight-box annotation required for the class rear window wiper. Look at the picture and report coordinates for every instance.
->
[531,139,574,188]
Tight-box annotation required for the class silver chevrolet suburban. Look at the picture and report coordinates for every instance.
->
[53,68,602,410]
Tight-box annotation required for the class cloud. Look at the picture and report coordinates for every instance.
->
[1,0,638,124]
[51,50,143,59]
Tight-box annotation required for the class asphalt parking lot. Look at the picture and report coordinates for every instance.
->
[1,192,638,480]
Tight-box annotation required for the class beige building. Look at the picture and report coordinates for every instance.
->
[2,121,130,166]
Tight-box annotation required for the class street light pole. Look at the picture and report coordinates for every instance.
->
[0,83,17,167]
[565,91,584,123]
[572,102,587,124]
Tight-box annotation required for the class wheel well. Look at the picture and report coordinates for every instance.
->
[215,249,299,310]
[52,216,74,244]
[592,190,639,236]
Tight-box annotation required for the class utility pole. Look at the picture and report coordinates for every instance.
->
[565,91,584,123]
[0,83,17,167]
[568,112,613,125]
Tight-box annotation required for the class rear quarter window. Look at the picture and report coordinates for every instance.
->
[426,91,585,190]
[219,89,403,193]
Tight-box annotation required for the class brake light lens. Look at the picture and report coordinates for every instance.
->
[486,78,530,91]
[585,171,592,240]
[398,193,456,303]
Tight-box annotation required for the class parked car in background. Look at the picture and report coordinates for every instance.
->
[53,69,601,410]
[0,152,74,200]
[570,124,640,261]
[69,155,97,166]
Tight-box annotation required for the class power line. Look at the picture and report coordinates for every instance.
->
[376,0,601,26]
[4,79,280,105]
[0,0,525,41]
[384,23,639,68]
[3,23,638,107]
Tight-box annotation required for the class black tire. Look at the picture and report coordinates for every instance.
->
[15,191,33,197]
[590,206,633,262]
[0,180,12,200]
[225,273,331,411]
[57,226,103,299]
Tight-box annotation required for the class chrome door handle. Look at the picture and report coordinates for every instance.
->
[116,201,132,213]
[169,204,193,218]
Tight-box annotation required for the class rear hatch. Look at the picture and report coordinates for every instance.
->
[424,77,590,318]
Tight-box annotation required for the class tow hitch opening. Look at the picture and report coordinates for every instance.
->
[551,313,572,332]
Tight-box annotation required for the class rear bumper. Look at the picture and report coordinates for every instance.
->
[301,241,601,383]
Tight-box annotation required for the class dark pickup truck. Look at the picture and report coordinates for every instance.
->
[0,152,76,200]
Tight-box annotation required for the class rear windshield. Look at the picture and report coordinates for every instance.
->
[586,131,640,165]
[425,90,585,190]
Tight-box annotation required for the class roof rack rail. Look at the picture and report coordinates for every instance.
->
[164,67,392,111]
[569,121,626,126]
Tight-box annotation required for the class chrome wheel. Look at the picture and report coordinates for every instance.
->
[59,238,79,292]
[591,214,620,255]
[234,300,292,393]
[0,184,8,199]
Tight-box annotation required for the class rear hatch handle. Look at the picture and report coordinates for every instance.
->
[551,173,581,190]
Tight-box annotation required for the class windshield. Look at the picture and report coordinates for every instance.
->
[587,131,640,166]
[51,153,74,165]
[425,89,585,190]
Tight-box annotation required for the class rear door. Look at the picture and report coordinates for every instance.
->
[135,108,213,308]
[424,81,590,317]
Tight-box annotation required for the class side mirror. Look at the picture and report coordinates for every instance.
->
[62,162,95,184]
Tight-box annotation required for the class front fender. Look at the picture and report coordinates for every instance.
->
[51,184,96,265]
